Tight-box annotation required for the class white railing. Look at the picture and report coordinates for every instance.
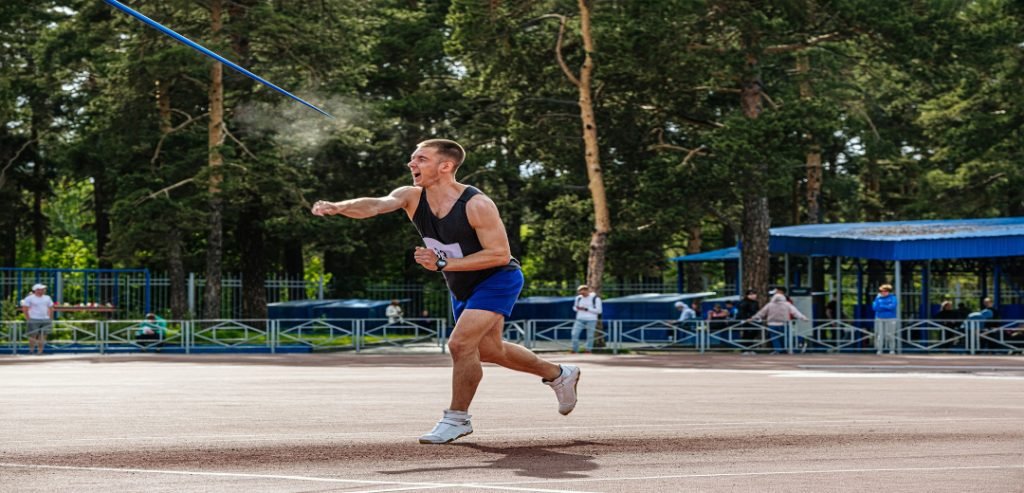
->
[1,318,1021,355]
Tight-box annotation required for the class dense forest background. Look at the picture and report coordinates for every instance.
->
[2,0,1022,318]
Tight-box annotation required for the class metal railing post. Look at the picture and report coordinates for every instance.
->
[525,320,534,350]
[439,319,446,354]
[355,319,362,353]
[270,320,277,354]
[99,321,107,355]
[185,320,192,354]
[896,322,903,354]
[187,273,196,316]
[611,320,619,355]
[786,322,793,354]
[968,320,977,355]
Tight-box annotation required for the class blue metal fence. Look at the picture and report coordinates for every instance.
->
[3,318,1021,355]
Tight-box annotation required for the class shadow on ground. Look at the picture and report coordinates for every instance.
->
[380,440,604,479]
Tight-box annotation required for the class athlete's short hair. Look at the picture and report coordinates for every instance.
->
[416,139,466,171]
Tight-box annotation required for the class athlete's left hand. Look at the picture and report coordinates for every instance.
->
[414,246,440,271]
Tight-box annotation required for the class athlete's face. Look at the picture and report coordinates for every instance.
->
[408,147,453,186]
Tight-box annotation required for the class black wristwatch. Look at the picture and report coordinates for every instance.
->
[435,257,448,271]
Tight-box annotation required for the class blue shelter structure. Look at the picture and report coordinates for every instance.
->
[603,292,716,321]
[674,217,1024,322]
[670,247,740,295]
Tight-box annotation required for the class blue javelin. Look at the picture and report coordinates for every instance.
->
[104,0,333,119]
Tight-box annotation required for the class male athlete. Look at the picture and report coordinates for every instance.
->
[311,139,580,444]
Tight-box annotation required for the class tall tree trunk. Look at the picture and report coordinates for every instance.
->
[863,159,881,221]
[797,54,823,224]
[551,0,611,293]
[32,165,44,255]
[1,224,14,266]
[29,85,47,256]
[283,240,305,300]
[742,193,771,299]
[203,0,225,319]
[155,77,187,318]
[167,228,188,319]
[239,199,267,319]
[685,224,704,293]
[93,170,113,268]
[740,47,771,299]
[578,0,610,294]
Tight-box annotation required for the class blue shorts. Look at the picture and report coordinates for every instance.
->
[451,268,524,322]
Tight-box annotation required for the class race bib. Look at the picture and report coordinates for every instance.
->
[423,237,464,260]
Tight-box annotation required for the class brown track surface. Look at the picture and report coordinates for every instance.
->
[1,352,1022,492]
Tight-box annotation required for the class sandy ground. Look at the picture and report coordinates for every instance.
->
[1,352,1022,492]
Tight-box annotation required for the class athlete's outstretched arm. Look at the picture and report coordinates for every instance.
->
[312,187,416,219]
[414,194,511,272]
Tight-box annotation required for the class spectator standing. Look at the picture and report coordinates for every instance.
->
[20,284,54,355]
[386,299,404,324]
[872,284,899,354]
[749,293,808,354]
[736,290,761,352]
[571,284,602,353]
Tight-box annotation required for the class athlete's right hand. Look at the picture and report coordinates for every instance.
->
[311,201,335,216]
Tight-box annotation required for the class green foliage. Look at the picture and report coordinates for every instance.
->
[2,0,1022,292]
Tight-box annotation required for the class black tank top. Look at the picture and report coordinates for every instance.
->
[411,186,519,300]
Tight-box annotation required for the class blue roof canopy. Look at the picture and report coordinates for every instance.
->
[670,247,739,263]
[770,217,1024,261]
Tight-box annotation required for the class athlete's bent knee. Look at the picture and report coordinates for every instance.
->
[447,337,476,359]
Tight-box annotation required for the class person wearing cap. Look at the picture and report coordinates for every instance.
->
[872,283,899,354]
[21,284,55,355]
[571,285,602,353]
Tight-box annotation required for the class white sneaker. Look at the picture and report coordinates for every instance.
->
[544,364,580,415]
[418,410,473,444]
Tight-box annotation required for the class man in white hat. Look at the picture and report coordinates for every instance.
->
[571,284,602,353]
[21,284,55,355]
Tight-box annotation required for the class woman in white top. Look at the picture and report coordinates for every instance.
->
[21,284,54,355]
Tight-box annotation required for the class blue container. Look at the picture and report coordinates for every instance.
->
[267,300,336,320]
[310,299,403,319]
[604,292,715,342]
[511,296,576,341]
[510,296,575,320]
[603,293,713,320]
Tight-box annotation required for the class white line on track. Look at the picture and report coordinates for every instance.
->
[488,464,1024,486]
[0,462,599,493]
[2,416,1020,445]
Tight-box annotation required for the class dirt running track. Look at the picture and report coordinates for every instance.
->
[1,353,1022,492]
